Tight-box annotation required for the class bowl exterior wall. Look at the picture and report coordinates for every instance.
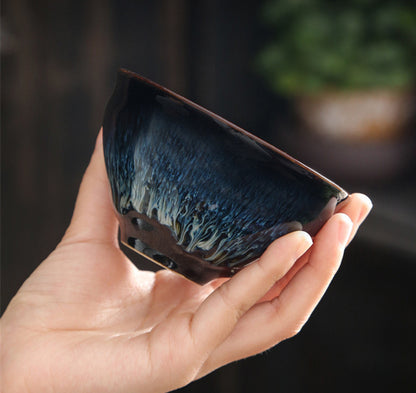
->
[103,70,348,284]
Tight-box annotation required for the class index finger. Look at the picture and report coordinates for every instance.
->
[190,231,313,353]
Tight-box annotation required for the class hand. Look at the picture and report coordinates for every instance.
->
[1,130,372,393]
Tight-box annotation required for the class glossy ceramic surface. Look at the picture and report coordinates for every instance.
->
[103,69,348,284]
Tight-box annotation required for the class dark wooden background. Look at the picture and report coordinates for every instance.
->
[2,1,415,392]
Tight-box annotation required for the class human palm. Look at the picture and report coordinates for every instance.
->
[1,132,372,393]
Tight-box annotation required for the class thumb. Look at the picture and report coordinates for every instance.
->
[63,129,118,245]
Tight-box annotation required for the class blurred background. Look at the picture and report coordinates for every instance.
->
[1,0,415,392]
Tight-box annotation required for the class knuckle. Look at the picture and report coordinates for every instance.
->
[255,255,282,283]
[217,283,246,321]
[254,256,272,276]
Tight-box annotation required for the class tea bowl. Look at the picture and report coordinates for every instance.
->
[103,69,348,285]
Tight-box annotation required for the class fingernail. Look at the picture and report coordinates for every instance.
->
[358,200,373,223]
[338,218,353,246]
[296,232,313,258]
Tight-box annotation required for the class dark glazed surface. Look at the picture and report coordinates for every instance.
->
[103,70,348,284]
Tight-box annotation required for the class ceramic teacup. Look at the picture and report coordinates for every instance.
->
[103,69,348,284]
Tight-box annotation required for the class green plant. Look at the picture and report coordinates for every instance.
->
[256,0,416,95]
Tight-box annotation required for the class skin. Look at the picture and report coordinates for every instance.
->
[0,130,372,393]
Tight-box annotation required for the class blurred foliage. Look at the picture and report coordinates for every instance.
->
[256,0,416,95]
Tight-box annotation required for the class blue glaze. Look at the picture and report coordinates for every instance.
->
[103,70,348,284]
